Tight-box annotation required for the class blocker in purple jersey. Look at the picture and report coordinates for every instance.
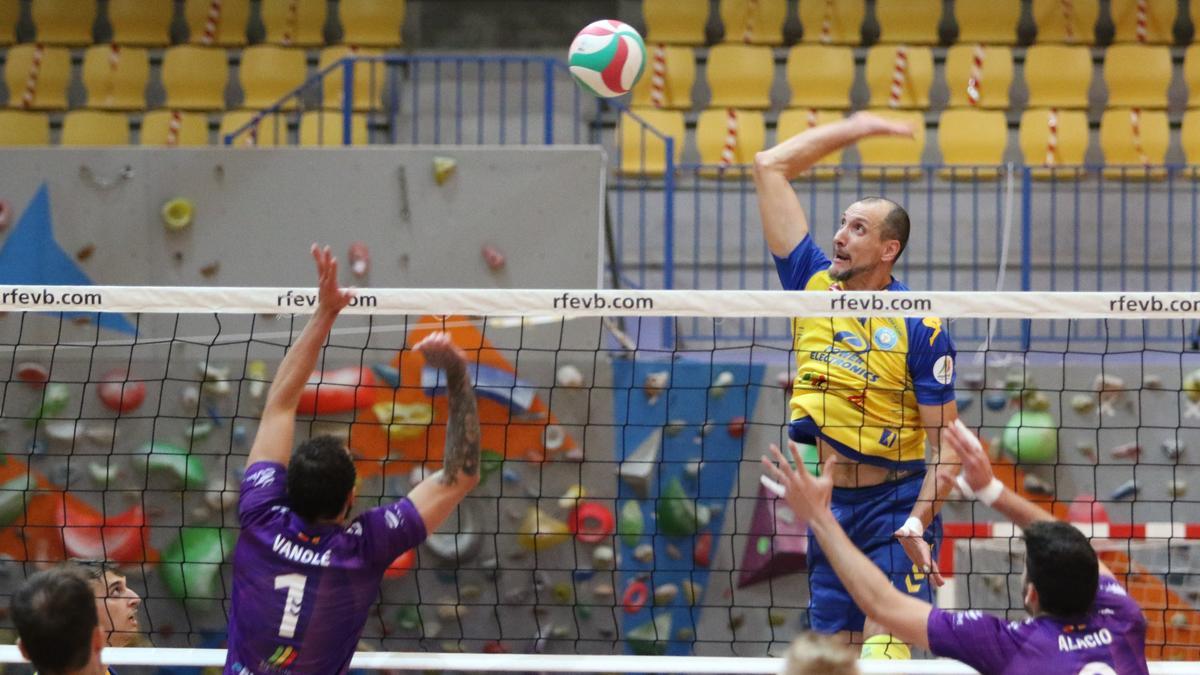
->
[225,461,427,675]
[927,577,1149,675]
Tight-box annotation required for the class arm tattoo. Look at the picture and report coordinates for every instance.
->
[439,362,480,485]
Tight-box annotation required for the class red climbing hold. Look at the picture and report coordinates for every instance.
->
[96,369,147,413]
[727,416,747,438]
[567,502,615,544]
[694,531,713,568]
[297,367,381,415]
[481,245,506,271]
[16,362,49,388]
[384,549,415,579]
[622,579,649,614]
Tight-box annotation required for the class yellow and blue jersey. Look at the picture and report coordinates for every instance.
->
[775,235,956,472]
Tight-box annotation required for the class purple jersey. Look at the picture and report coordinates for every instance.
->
[928,577,1149,675]
[225,462,427,675]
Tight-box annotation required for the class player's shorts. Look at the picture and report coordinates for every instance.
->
[805,470,942,634]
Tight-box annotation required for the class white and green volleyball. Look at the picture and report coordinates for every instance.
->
[567,19,646,98]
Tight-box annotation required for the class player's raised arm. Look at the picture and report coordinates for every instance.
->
[246,244,354,469]
[753,112,914,257]
[941,420,1116,579]
[404,332,482,533]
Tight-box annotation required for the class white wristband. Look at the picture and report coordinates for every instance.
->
[957,475,1004,507]
[901,516,924,537]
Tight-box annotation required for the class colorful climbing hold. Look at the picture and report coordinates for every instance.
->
[626,614,671,656]
[300,367,380,415]
[348,241,370,279]
[694,531,713,567]
[710,371,734,398]
[516,507,571,552]
[479,449,503,483]
[140,442,207,490]
[1067,495,1109,525]
[1110,443,1141,460]
[954,392,975,413]
[681,580,702,605]
[246,360,268,400]
[984,392,1008,411]
[1111,479,1138,501]
[619,430,661,499]
[161,197,194,231]
[556,364,584,388]
[643,371,669,405]
[727,416,747,438]
[552,582,573,604]
[622,580,649,614]
[633,543,654,563]
[159,527,237,600]
[383,549,415,579]
[15,362,49,388]
[371,363,401,388]
[558,484,587,509]
[653,583,679,606]
[592,545,614,570]
[1070,394,1096,414]
[481,244,506,271]
[618,500,644,547]
[1162,439,1185,462]
[1000,410,1058,464]
[29,383,69,426]
[433,156,457,185]
[1022,474,1053,496]
[543,424,565,451]
[567,502,615,544]
[656,478,699,536]
[371,401,434,440]
[0,476,27,527]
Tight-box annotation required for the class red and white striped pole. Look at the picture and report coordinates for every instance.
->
[1135,0,1149,43]
[649,43,667,108]
[819,0,834,43]
[201,0,222,46]
[742,0,758,43]
[281,0,300,46]
[1045,108,1059,166]
[166,110,182,147]
[720,108,739,168]
[104,43,121,107]
[20,44,45,109]
[1061,0,1075,42]
[1130,107,1148,165]
[966,44,984,107]
[807,108,818,129]
[888,45,909,108]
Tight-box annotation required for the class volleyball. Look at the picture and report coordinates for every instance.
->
[567,19,646,98]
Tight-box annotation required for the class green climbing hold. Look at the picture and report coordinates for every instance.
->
[618,500,644,547]
[552,582,573,604]
[656,478,699,537]
[0,476,28,527]
[28,383,69,426]
[480,450,503,483]
[575,604,593,621]
[159,527,237,600]
[626,614,672,656]
[756,536,771,556]
[1001,410,1058,464]
[797,442,821,476]
[395,605,421,632]
[141,442,207,490]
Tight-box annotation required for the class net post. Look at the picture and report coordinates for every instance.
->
[342,57,355,146]
[1020,165,1033,350]
[543,59,555,145]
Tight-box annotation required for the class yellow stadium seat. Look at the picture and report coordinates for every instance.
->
[954,2,1020,45]
[339,0,405,47]
[299,111,369,146]
[1019,108,1089,179]
[944,45,1013,109]
[937,109,1007,180]
[643,0,708,45]
[865,45,933,109]
[0,110,50,145]
[82,45,149,111]
[785,45,854,109]
[1099,108,1168,179]
[240,46,308,110]
[856,109,925,180]
[719,0,787,45]
[185,0,249,46]
[0,0,20,45]
[1186,45,1200,108]
[61,111,130,146]
[697,108,766,177]
[707,44,774,109]
[1110,0,1175,44]
[1030,0,1098,44]
[1024,45,1092,109]
[776,108,844,178]
[617,108,685,176]
[262,0,327,46]
[319,47,385,111]
[31,0,95,46]
[630,45,695,110]
[798,0,863,44]
[1182,109,1200,177]
[4,44,70,110]
[874,0,941,44]
[1104,45,1170,108]
[219,111,286,147]
[162,46,229,111]
[108,0,172,46]
[140,110,210,146]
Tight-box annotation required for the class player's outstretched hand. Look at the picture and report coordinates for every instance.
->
[311,243,355,314]
[942,419,995,494]
[415,332,467,372]
[850,111,915,139]
[761,443,835,522]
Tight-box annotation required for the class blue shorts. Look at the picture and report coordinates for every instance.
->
[806,470,942,634]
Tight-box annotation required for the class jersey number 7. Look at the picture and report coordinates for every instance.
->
[274,573,307,639]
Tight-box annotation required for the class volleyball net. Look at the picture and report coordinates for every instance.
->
[0,286,1198,673]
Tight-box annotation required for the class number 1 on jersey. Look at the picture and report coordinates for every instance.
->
[274,573,307,638]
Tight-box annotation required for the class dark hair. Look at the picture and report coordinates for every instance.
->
[11,566,98,674]
[1024,521,1100,617]
[70,558,115,583]
[287,435,357,522]
[859,196,911,258]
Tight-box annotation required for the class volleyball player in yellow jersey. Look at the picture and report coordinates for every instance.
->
[753,112,961,656]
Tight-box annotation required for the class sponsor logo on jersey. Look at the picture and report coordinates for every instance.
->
[272,534,333,567]
[832,330,868,352]
[873,326,899,351]
[247,467,276,488]
[808,350,880,383]
[879,428,898,448]
[262,645,300,671]
[933,355,954,385]
[345,522,363,536]
[923,317,943,346]
[385,509,401,529]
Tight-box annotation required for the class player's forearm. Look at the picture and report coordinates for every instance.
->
[754,116,878,179]
[437,360,481,488]
[264,308,339,411]
[988,486,1056,529]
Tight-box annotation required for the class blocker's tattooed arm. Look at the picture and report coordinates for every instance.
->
[403,332,482,533]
